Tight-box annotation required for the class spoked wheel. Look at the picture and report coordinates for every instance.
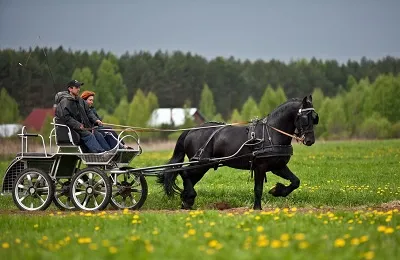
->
[12,168,54,211]
[53,178,75,210]
[70,167,111,211]
[109,170,148,210]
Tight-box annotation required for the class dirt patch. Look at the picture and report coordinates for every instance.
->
[0,201,399,216]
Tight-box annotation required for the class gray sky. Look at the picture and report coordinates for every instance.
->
[0,0,399,63]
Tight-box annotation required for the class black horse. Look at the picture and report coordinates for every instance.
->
[157,95,319,210]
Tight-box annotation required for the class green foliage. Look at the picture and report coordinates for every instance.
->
[113,97,130,125]
[229,109,242,123]
[212,113,224,122]
[40,114,54,143]
[0,88,20,124]
[102,114,120,125]
[358,113,392,139]
[311,88,324,112]
[199,83,216,121]
[71,67,94,91]
[127,89,149,127]
[324,97,349,139]
[258,85,276,116]
[241,96,260,121]
[95,58,127,113]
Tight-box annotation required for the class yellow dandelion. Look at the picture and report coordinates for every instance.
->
[255,216,261,220]
[64,236,71,242]
[204,232,212,238]
[109,246,118,254]
[209,222,216,227]
[152,229,159,235]
[2,242,10,249]
[298,241,309,249]
[23,243,29,248]
[33,224,39,228]
[198,220,204,224]
[256,226,264,233]
[280,233,290,241]
[256,236,269,247]
[363,251,375,260]
[350,238,360,246]
[274,216,280,220]
[334,238,346,248]
[95,226,100,231]
[348,219,354,224]
[291,207,297,212]
[396,225,400,230]
[270,240,282,248]
[42,236,48,241]
[294,233,305,241]
[145,241,154,253]
[89,243,98,250]
[283,208,289,213]
[102,240,110,247]
[133,214,140,219]
[187,229,196,236]
[78,237,92,244]
[360,235,369,242]
[186,222,192,227]
[183,234,189,238]
[377,226,386,232]
[384,227,394,234]
[15,238,21,244]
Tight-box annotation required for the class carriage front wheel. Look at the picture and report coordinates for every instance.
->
[70,167,111,211]
[12,168,54,211]
[109,170,148,210]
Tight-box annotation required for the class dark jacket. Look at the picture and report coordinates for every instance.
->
[55,91,98,131]
[89,107,102,121]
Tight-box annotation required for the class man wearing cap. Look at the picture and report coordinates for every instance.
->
[55,80,111,153]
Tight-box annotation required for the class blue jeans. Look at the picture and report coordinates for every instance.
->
[80,130,111,153]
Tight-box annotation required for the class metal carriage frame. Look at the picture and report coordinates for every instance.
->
[1,119,149,211]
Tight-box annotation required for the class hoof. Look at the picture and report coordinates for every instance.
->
[181,202,193,210]
[253,206,262,210]
[268,182,286,197]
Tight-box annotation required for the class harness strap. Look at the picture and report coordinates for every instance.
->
[191,125,228,161]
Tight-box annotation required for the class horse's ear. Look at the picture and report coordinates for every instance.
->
[302,96,308,104]
[309,94,313,102]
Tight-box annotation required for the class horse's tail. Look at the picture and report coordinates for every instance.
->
[157,130,189,197]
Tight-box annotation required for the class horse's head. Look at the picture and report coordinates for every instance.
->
[294,95,319,146]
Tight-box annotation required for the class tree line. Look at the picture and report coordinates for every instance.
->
[0,46,399,140]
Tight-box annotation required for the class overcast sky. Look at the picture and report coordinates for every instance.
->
[0,0,399,63]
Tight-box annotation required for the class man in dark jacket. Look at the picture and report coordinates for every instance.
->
[55,80,111,153]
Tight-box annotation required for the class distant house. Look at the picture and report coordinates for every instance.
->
[148,108,206,127]
[23,108,55,131]
[0,124,22,137]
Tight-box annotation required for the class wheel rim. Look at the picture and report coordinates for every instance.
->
[111,173,143,209]
[71,170,108,210]
[14,171,51,211]
[54,179,74,210]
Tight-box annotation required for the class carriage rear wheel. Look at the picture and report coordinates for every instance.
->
[53,178,75,210]
[70,167,111,211]
[12,168,54,211]
[109,170,148,210]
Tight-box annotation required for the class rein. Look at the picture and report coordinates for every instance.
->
[102,121,304,143]
[268,126,304,143]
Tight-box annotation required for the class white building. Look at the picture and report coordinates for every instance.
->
[0,124,22,137]
[147,108,205,127]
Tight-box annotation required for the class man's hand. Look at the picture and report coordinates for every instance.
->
[96,120,103,126]
[79,124,84,129]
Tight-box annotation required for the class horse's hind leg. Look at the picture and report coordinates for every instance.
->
[269,165,300,197]
[180,168,208,210]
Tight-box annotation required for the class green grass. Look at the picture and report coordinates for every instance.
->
[0,139,399,259]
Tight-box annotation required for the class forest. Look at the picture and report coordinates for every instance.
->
[0,46,399,140]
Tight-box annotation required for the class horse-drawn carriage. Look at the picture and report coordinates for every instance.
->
[1,95,319,211]
[1,119,148,211]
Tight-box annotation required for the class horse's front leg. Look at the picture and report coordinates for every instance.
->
[253,168,266,210]
[269,166,300,197]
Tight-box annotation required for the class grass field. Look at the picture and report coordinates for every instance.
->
[0,139,399,259]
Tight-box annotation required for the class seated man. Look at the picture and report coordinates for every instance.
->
[55,80,111,153]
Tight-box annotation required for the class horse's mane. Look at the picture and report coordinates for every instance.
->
[266,98,301,119]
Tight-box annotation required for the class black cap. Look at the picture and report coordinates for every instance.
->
[67,79,84,88]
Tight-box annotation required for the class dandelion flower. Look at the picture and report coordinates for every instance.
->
[15,238,21,244]
[89,243,98,250]
[384,227,394,234]
[78,237,92,244]
[294,233,305,241]
[187,229,196,236]
[256,226,264,233]
[270,240,282,248]
[204,232,212,238]
[334,238,346,248]
[280,233,290,241]
[298,241,309,249]
[109,246,118,254]
[1,242,10,249]
[363,251,375,260]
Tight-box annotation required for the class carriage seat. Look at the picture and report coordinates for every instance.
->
[53,118,81,147]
